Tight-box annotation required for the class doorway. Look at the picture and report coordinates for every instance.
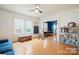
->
[43,21,57,37]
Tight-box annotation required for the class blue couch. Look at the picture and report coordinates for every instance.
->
[0,39,14,55]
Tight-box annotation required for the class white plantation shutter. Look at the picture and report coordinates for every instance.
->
[24,21,33,35]
[15,18,33,35]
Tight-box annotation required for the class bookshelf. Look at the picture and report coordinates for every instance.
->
[59,26,79,47]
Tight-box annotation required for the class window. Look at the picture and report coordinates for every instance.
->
[25,21,33,35]
[15,18,33,35]
[44,23,48,32]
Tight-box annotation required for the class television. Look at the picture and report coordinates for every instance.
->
[34,26,39,34]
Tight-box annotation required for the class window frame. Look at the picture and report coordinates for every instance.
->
[14,18,34,36]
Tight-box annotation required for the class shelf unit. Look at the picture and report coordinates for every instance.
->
[59,27,79,47]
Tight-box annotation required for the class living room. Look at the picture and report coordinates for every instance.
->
[0,4,79,55]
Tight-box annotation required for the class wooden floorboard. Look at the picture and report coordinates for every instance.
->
[13,36,78,55]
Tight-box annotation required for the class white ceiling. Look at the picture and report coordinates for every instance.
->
[0,4,79,18]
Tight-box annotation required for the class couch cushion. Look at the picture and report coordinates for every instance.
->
[0,40,12,46]
[0,44,13,53]
[0,39,13,53]
[4,50,14,55]
[0,39,8,43]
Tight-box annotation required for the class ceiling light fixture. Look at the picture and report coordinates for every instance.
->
[29,4,43,13]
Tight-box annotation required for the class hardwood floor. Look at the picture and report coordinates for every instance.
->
[13,36,78,55]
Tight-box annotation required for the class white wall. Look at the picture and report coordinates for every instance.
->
[55,8,79,27]
[39,8,79,33]
[0,9,39,42]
